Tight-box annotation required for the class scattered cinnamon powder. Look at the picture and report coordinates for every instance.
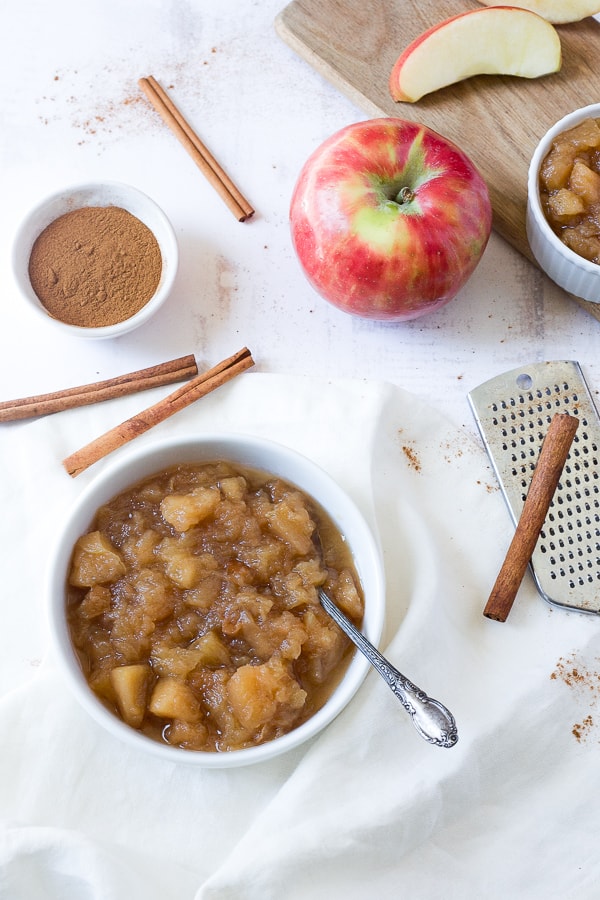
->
[476,479,498,494]
[551,656,599,690]
[572,715,594,743]
[28,206,162,327]
[552,654,600,743]
[402,444,422,472]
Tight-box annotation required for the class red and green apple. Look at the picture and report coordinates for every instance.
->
[290,117,492,322]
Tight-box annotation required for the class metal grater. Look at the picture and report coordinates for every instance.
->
[468,361,600,615]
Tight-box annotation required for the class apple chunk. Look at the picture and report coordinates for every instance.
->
[389,7,562,103]
[110,664,151,729]
[476,0,600,24]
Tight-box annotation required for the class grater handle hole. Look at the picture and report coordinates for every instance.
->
[516,373,534,391]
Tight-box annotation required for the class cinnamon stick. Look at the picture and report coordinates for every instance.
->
[63,347,254,477]
[0,355,199,423]
[63,347,254,478]
[138,76,254,222]
[483,412,579,622]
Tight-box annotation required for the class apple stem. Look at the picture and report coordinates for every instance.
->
[396,186,414,205]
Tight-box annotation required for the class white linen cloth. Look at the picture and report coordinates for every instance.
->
[1,371,599,899]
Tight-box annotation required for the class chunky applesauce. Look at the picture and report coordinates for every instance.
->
[539,117,600,264]
[66,462,364,752]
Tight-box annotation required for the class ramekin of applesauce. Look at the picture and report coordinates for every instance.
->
[527,103,600,303]
[46,433,386,767]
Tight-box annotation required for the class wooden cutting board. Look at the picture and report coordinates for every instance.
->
[275,0,600,320]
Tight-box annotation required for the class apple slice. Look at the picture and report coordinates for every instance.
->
[476,0,600,24]
[389,6,562,103]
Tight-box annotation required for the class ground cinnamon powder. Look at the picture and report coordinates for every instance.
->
[28,205,162,327]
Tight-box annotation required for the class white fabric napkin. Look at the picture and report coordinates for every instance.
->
[1,371,599,899]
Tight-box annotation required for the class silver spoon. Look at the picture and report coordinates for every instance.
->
[318,588,458,749]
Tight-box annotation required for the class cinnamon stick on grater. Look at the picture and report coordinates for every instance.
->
[484,412,579,622]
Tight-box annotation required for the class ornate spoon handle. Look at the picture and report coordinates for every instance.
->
[318,589,458,748]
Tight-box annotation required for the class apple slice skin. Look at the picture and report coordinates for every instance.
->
[389,6,562,103]
[476,0,600,24]
[290,118,492,322]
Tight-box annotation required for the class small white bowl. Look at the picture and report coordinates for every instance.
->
[46,433,386,767]
[526,103,600,303]
[12,181,179,339]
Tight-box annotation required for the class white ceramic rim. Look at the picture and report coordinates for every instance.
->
[526,103,600,302]
[46,433,386,767]
[11,180,179,339]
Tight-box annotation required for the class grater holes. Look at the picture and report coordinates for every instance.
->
[540,489,600,583]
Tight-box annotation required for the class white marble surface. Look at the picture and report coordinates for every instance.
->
[2,0,599,440]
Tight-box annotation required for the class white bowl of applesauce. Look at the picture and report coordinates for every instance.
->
[526,103,600,303]
[12,180,179,339]
[47,433,386,767]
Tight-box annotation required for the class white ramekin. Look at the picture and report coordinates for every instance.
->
[526,103,600,304]
[12,180,179,339]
